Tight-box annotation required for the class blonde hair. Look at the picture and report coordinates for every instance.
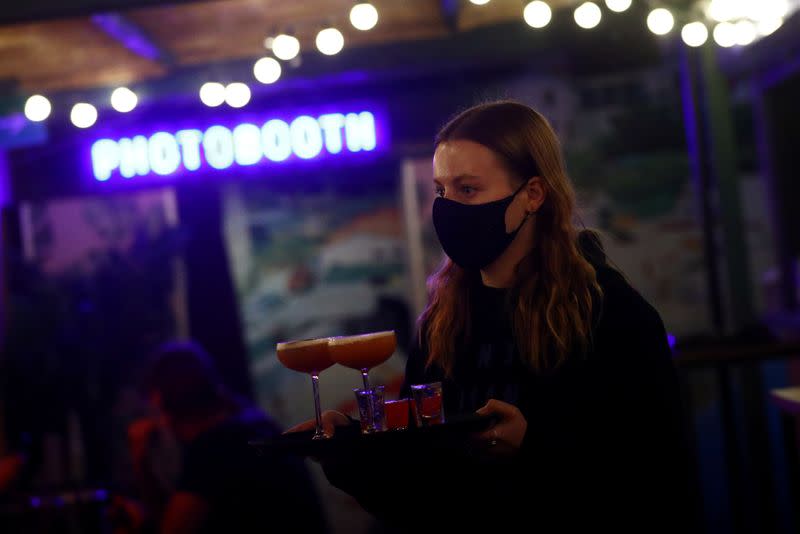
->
[420,101,601,375]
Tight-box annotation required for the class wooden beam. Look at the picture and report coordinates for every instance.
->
[0,0,228,25]
[40,12,660,113]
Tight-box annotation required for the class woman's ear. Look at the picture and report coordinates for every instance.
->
[526,177,546,213]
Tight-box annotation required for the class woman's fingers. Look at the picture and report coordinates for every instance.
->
[474,399,527,452]
[284,420,317,434]
[476,398,518,419]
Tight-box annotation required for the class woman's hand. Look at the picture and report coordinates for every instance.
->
[108,495,147,534]
[127,417,163,471]
[284,410,351,439]
[475,399,528,454]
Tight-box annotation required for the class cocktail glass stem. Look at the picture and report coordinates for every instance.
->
[360,368,376,431]
[311,373,325,440]
[361,368,370,389]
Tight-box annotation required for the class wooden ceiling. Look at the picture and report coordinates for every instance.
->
[0,0,583,93]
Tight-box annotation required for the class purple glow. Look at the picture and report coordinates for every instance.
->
[89,107,388,183]
[91,13,165,62]
[29,497,41,508]
[667,333,677,349]
[0,151,10,207]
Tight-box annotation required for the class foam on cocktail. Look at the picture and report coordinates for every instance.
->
[327,331,396,346]
[277,338,330,350]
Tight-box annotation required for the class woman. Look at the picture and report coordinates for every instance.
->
[291,101,700,532]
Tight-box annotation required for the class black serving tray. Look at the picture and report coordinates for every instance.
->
[250,412,499,457]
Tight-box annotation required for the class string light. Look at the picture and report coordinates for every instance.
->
[604,0,631,13]
[225,83,251,108]
[574,2,602,29]
[757,17,783,36]
[681,22,708,48]
[71,103,98,128]
[754,0,789,21]
[350,2,379,31]
[199,82,226,107]
[647,8,675,35]
[681,22,709,47]
[523,1,552,29]
[110,87,138,113]
[707,0,747,22]
[734,19,757,45]
[272,34,300,61]
[24,95,51,122]
[316,27,345,55]
[21,0,795,134]
[254,57,282,84]
[713,22,738,47]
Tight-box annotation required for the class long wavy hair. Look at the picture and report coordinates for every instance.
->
[420,101,601,375]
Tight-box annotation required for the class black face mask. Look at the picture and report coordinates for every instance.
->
[432,182,530,270]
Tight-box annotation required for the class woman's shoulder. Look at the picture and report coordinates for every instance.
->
[593,263,664,334]
[578,230,663,332]
[584,263,674,379]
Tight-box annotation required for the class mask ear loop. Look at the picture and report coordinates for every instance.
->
[513,180,529,197]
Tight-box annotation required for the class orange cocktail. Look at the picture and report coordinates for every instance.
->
[276,337,334,439]
[328,331,397,389]
[277,338,334,374]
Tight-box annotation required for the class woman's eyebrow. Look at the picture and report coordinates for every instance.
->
[433,174,481,185]
[451,174,481,183]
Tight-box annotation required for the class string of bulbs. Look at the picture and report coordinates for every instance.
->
[22,0,793,127]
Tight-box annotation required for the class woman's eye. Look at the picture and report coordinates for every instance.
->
[435,187,445,197]
[460,185,476,195]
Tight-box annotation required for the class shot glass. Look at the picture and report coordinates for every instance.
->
[384,398,411,431]
[354,385,386,434]
[410,382,445,427]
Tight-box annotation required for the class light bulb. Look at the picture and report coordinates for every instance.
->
[681,22,709,47]
[757,18,783,36]
[713,22,737,47]
[574,2,602,29]
[110,87,138,113]
[254,57,282,84]
[272,34,300,61]
[605,0,631,13]
[707,0,747,23]
[70,103,98,128]
[746,0,788,22]
[225,83,251,108]
[350,2,379,31]
[199,82,226,107]
[469,0,491,4]
[734,20,757,46]
[524,1,552,28]
[24,95,51,122]
[316,27,345,55]
[647,8,675,36]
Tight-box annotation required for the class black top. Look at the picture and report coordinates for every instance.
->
[177,406,328,533]
[324,242,702,533]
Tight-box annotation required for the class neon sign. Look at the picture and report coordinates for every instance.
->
[90,110,380,182]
